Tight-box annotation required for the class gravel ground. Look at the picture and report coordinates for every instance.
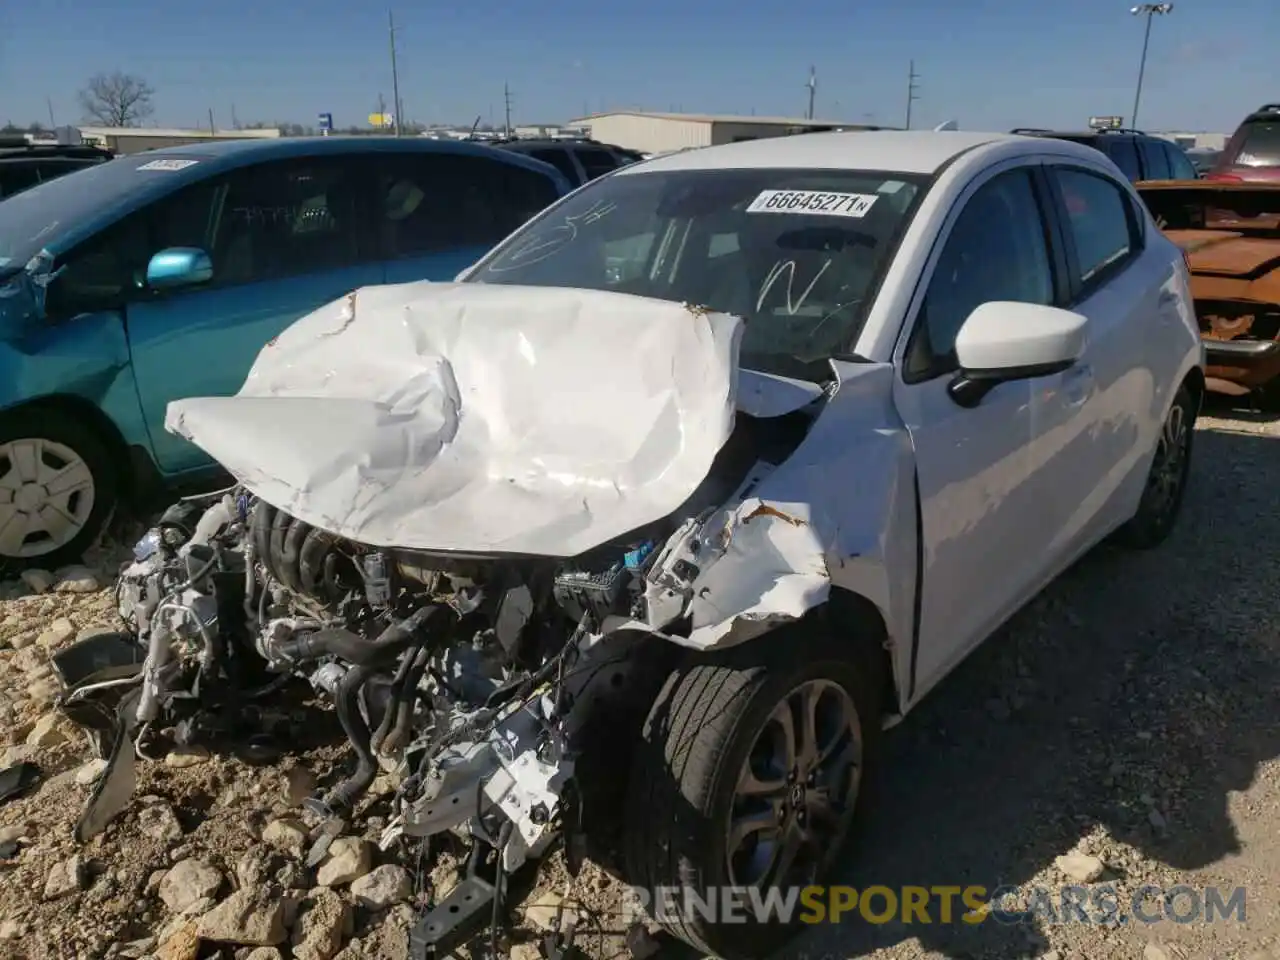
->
[0,404,1278,960]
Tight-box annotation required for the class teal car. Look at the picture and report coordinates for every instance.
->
[0,136,571,569]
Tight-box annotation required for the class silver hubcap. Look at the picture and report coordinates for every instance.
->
[727,678,863,888]
[0,438,96,558]
[1146,403,1188,517]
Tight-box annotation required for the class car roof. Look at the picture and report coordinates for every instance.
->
[623,130,1030,176]
[142,134,554,166]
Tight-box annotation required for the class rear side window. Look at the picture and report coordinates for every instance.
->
[529,148,581,184]
[1051,167,1140,288]
[574,147,620,181]
[0,164,41,199]
[377,153,560,258]
[1163,143,1198,180]
[1137,140,1171,180]
[1104,139,1142,181]
[1236,120,1280,167]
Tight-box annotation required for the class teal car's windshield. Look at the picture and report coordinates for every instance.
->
[466,166,926,380]
[0,154,207,270]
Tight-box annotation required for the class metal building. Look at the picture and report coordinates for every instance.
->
[570,111,877,154]
[77,126,282,155]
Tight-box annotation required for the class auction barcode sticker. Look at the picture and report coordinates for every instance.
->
[746,189,879,217]
[137,158,200,171]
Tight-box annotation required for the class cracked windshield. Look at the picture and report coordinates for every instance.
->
[1,1,1277,960]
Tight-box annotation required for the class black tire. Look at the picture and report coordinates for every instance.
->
[623,623,884,960]
[0,406,119,574]
[1114,383,1195,550]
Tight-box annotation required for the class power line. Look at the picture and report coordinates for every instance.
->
[905,60,921,130]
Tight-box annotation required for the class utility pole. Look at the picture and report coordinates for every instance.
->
[208,108,215,135]
[805,66,817,120]
[503,82,513,138]
[905,60,921,129]
[46,98,56,129]
[231,104,240,129]
[1130,3,1173,130]
[388,10,402,136]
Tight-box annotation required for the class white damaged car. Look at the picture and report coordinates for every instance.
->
[59,131,1202,960]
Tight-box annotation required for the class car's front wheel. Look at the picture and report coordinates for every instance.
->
[1115,382,1196,549]
[623,625,883,960]
[0,408,118,573]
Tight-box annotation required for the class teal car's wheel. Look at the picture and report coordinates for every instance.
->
[0,408,118,573]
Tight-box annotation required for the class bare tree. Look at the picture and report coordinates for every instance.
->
[78,71,155,127]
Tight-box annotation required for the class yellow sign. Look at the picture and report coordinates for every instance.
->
[368,113,393,128]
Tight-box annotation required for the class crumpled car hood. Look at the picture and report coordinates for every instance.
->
[166,282,761,558]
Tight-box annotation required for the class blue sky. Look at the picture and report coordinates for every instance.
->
[1,0,1273,133]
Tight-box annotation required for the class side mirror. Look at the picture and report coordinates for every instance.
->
[948,301,1087,408]
[146,247,212,291]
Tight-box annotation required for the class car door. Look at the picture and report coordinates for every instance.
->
[124,154,385,473]
[1042,162,1162,542]
[892,162,1083,689]
[379,151,564,286]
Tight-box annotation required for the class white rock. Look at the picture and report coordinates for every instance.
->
[262,818,309,857]
[524,890,565,932]
[164,744,210,769]
[1143,945,1171,960]
[283,766,317,806]
[75,758,109,785]
[350,865,412,910]
[0,920,26,940]
[25,711,71,748]
[159,858,223,914]
[19,569,56,594]
[1055,850,1106,883]
[137,802,184,843]
[315,837,372,887]
[43,854,86,900]
[0,824,29,845]
[196,889,287,946]
[7,631,35,650]
[55,566,100,593]
[291,888,352,960]
[36,618,76,650]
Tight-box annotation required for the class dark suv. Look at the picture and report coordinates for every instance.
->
[1010,128,1199,182]
[491,138,643,188]
[1208,104,1280,183]
[0,137,114,201]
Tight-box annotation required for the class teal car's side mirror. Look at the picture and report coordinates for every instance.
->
[146,248,213,291]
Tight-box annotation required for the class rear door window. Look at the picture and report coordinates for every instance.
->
[1137,139,1171,180]
[574,147,621,181]
[1051,167,1141,289]
[1236,121,1280,167]
[528,148,581,184]
[377,152,561,258]
[1163,142,1199,180]
[1103,139,1141,181]
[0,164,41,199]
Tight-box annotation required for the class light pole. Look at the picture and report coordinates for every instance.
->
[1130,3,1172,130]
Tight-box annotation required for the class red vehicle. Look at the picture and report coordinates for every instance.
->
[1207,103,1280,184]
